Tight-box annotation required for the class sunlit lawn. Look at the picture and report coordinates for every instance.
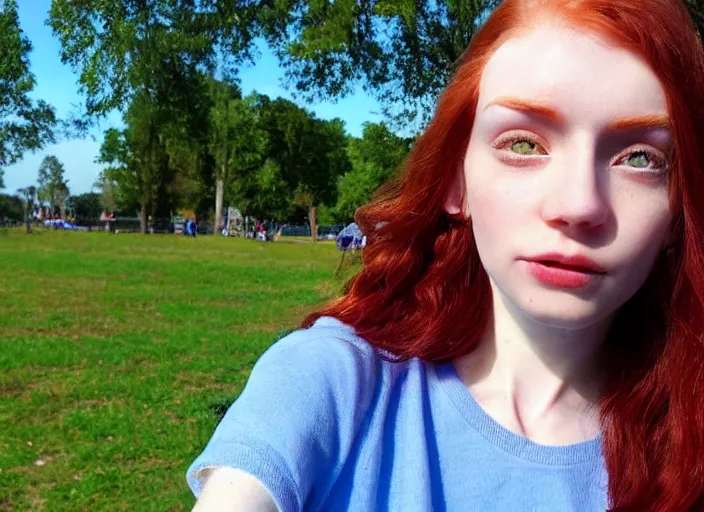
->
[0,229,354,511]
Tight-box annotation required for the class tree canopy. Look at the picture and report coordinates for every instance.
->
[335,122,412,221]
[254,95,350,236]
[95,92,176,231]
[0,0,56,187]
[47,0,260,129]
[258,0,501,129]
[208,83,267,231]
[258,0,704,130]
[66,192,103,221]
[0,191,23,222]
[37,155,69,216]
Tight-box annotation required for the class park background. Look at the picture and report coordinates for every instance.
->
[2,0,704,510]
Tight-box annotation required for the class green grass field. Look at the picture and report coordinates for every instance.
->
[0,229,354,511]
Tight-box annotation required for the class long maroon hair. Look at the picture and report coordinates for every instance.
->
[304,0,704,509]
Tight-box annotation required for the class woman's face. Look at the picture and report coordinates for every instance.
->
[459,24,672,329]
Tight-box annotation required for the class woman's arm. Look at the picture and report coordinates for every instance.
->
[192,467,279,512]
[186,320,379,510]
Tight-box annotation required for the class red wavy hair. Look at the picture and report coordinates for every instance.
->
[304,0,704,509]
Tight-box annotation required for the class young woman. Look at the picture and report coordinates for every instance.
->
[187,0,704,510]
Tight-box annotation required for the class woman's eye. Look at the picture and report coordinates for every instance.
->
[614,148,667,174]
[490,132,549,165]
[625,151,651,168]
[511,140,539,155]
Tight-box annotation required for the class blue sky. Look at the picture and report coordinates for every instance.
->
[4,0,383,195]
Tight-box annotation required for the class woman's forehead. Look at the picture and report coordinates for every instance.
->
[476,24,669,125]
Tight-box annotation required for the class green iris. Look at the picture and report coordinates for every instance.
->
[627,152,650,168]
[511,140,538,155]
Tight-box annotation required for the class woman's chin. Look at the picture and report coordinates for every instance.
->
[515,296,612,331]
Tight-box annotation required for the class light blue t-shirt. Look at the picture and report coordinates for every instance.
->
[187,317,608,511]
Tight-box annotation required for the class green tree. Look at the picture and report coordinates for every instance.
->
[49,0,262,229]
[96,92,173,232]
[95,131,142,218]
[54,181,69,219]
[295,117,350,240]
[208,83,267,232]
[261,0,704,129]
[16,185,36,232]
[164,77,215,222]
[48,0,259,128]
[232,157,295,222]
[93,170,119,214]
[0,192,23,222]
[258,97,350,240]
[0,0,56,187]
[66,192,102,221]
[37,155,69,216]
[259,0,501,129]
[335,122,411,221]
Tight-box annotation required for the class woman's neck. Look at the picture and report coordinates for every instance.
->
[453,284,610,445]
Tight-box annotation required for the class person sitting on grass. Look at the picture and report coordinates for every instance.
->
[186,0,704,510]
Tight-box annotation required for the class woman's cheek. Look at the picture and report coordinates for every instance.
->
[467,184,513,256]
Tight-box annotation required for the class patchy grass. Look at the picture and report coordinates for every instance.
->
[0,229,357,511]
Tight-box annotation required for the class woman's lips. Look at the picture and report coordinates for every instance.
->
[521,254,606,289]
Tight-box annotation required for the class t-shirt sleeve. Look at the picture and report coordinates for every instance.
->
[186,320,379,512]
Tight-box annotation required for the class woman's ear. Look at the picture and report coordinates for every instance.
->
[444,163,467,216]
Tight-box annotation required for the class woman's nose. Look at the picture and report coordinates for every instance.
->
[540,150,609,231]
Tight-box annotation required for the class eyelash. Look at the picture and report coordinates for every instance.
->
[610,145,668,174]
[490,131,548,166]
[490,131,668,174]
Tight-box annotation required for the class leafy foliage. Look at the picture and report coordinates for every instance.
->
[37,155,69,215]
[243,157,294,220]
[259,98,349,205]
[260,0,704,130]
[95,91,176,229]
[15,184,36,231]
[66,192,103,221]
[208,83,267,228]
[0,191,23,221]
[47,0,260,129]
[335,122,412,221]
[259,0,501,129]
[0,0,56,185]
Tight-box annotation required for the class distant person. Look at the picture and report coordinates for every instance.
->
[184,219,197,238]
[256,221,266,242]
[187,1,704,509]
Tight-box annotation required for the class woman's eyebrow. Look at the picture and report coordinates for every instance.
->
[606,113,670,131]
[484,96,566,127]
[484,97,670,134]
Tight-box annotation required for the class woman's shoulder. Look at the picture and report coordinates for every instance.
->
[187,318,409,508]
[266,316,382,364]
[251,316,404,397]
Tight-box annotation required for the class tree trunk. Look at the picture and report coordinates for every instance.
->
[214,175,224,236]
[309,204,317,244]
[140,203,147,234]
